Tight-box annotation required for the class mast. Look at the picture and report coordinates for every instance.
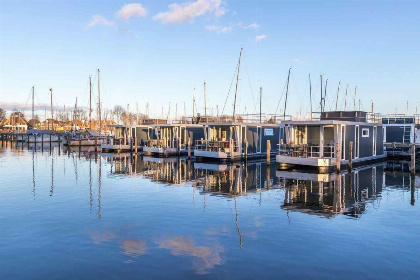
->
[353,86,357,110]
[97,69,101,134]
[50,88,53,131]
[204,82,207,118]
[309,74,312,120]
[233,47,243,120]
[259,87,262,123]
[320,75,323,113]
[192,88,196,119]
[32,86,35,121]
[136,102,139,125]
[323,79,328,111]
[89,76,92,129]
[344,85,348,111]
[284,68,291,120]
[335,81,341,111]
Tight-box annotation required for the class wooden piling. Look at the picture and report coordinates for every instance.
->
[348,141,353,171]
[79,136,81,149]
[129,137,133,154]
[335,142,341,173]
[95,136,98,152]
[244,138,248,162]
[135,137,138,154]
[411,143,416,175]
[229,138,234,160]
[411,174,415,206]
[188,139,191,159]
[266,140,271,165]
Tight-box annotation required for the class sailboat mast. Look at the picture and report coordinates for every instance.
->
[309,74,312,120]
[335,81,341,111]
[32,86,35,121]
[204,82,207,118]
[259,87,262,123]
[284,68,291,120]
[50,88,53,131]
[233,47,243,120]
[320,75,323,113]
[192,88,196,119]
[344,85,348,111]
[98,69,101,134]
[89,76,92,129]
[323,79,328,111]
[353,86,357,110]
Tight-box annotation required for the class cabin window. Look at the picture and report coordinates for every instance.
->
[362,128,369,137]
[355,125,360,159]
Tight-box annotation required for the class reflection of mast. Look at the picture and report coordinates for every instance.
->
[234,197,243,248]
[32,151,36,197]
[98,155,102,219]
[89,158,93,212]
[50,151,54,196]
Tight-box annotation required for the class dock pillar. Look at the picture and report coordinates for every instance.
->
[348,141,353,171]
[411,143,416,175]
[244,139,248,162]
[79,136,81,149]
[41,134,44,150]
[95,136,98,152]
[335,142,341,173]
[129,137,133,154]
[266,140,271,165]
[135,137,138,154]
[188,139,191,159]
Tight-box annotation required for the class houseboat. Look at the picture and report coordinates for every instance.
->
[193,122,285,161]
[276,111,385,172]
[143,124,205,156]
[382,114,420,157]
[63,129,108,146]
[24,129,61,143]
[101,125,132,152]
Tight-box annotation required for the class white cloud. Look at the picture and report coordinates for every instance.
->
[243,22,259,29]
[87,15,115,28]
[116,3,147,20]
[255,34,266,42]
[205,25,232,34]
[153,0,226,24]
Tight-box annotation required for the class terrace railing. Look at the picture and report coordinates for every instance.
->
[195,140,240,153]
[279,144,335,159]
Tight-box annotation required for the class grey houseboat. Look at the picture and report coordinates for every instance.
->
[143,124,205,156]
[382,114,420,144]
[193,122,285,161]
[276,111,385,172]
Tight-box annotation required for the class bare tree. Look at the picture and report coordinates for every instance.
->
[0,108,5,121]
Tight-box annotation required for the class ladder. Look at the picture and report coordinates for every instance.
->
[403,125,411,143]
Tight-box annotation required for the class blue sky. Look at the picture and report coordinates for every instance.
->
[1,0,419,119]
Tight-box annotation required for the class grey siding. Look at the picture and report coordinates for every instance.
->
[186,127,205,146]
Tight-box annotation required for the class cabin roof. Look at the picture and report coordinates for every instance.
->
[203,122,282,127]
[282,120,381,126]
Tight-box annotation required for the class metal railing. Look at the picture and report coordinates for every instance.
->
[195,140,240,153]
[279,144,335,158]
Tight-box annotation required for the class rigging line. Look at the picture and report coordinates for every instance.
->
[274,77,288,115]
[222,60,240,115]
[243,60,257,113]
[291,73,307,116]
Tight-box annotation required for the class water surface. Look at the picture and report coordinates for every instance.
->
[1,142,419,279]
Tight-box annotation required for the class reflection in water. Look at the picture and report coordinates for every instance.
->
[156,236,224,275]
[121,240,147,257]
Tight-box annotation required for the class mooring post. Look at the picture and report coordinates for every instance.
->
[229,138,234,160]
[41,134,44,150]
[129,137,133,154]
[336,142,341,173]
[95,136,98,152]
[50,134,52,145]
[135,137,138,154]
[266,140,271,165]
[411,143,416,175]
[79,136,81,149]
[188,139,191,159]
[244,138,248,162]
[411,174,415,206]
[348,141,353,171]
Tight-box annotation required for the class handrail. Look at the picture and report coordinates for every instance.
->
[279,144,335,159]
[195,140,240,153]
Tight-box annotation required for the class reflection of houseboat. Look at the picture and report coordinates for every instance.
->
[194,122,285,161]
[277,164,384,218]
[276,111,385,172]
[143,124,205,156]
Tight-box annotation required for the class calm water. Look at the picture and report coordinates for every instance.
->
[1,142,419,280]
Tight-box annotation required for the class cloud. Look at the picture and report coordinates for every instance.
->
[255,34,266,42]
[243,22,259,29]
[153,0,226,24]
[117,3,147,20]
[205,25,232,34]
[121,239,147,257]
[293,58,305,64]
[87,15,115,28]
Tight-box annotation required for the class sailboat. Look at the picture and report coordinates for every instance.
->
[63,69,109,147]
